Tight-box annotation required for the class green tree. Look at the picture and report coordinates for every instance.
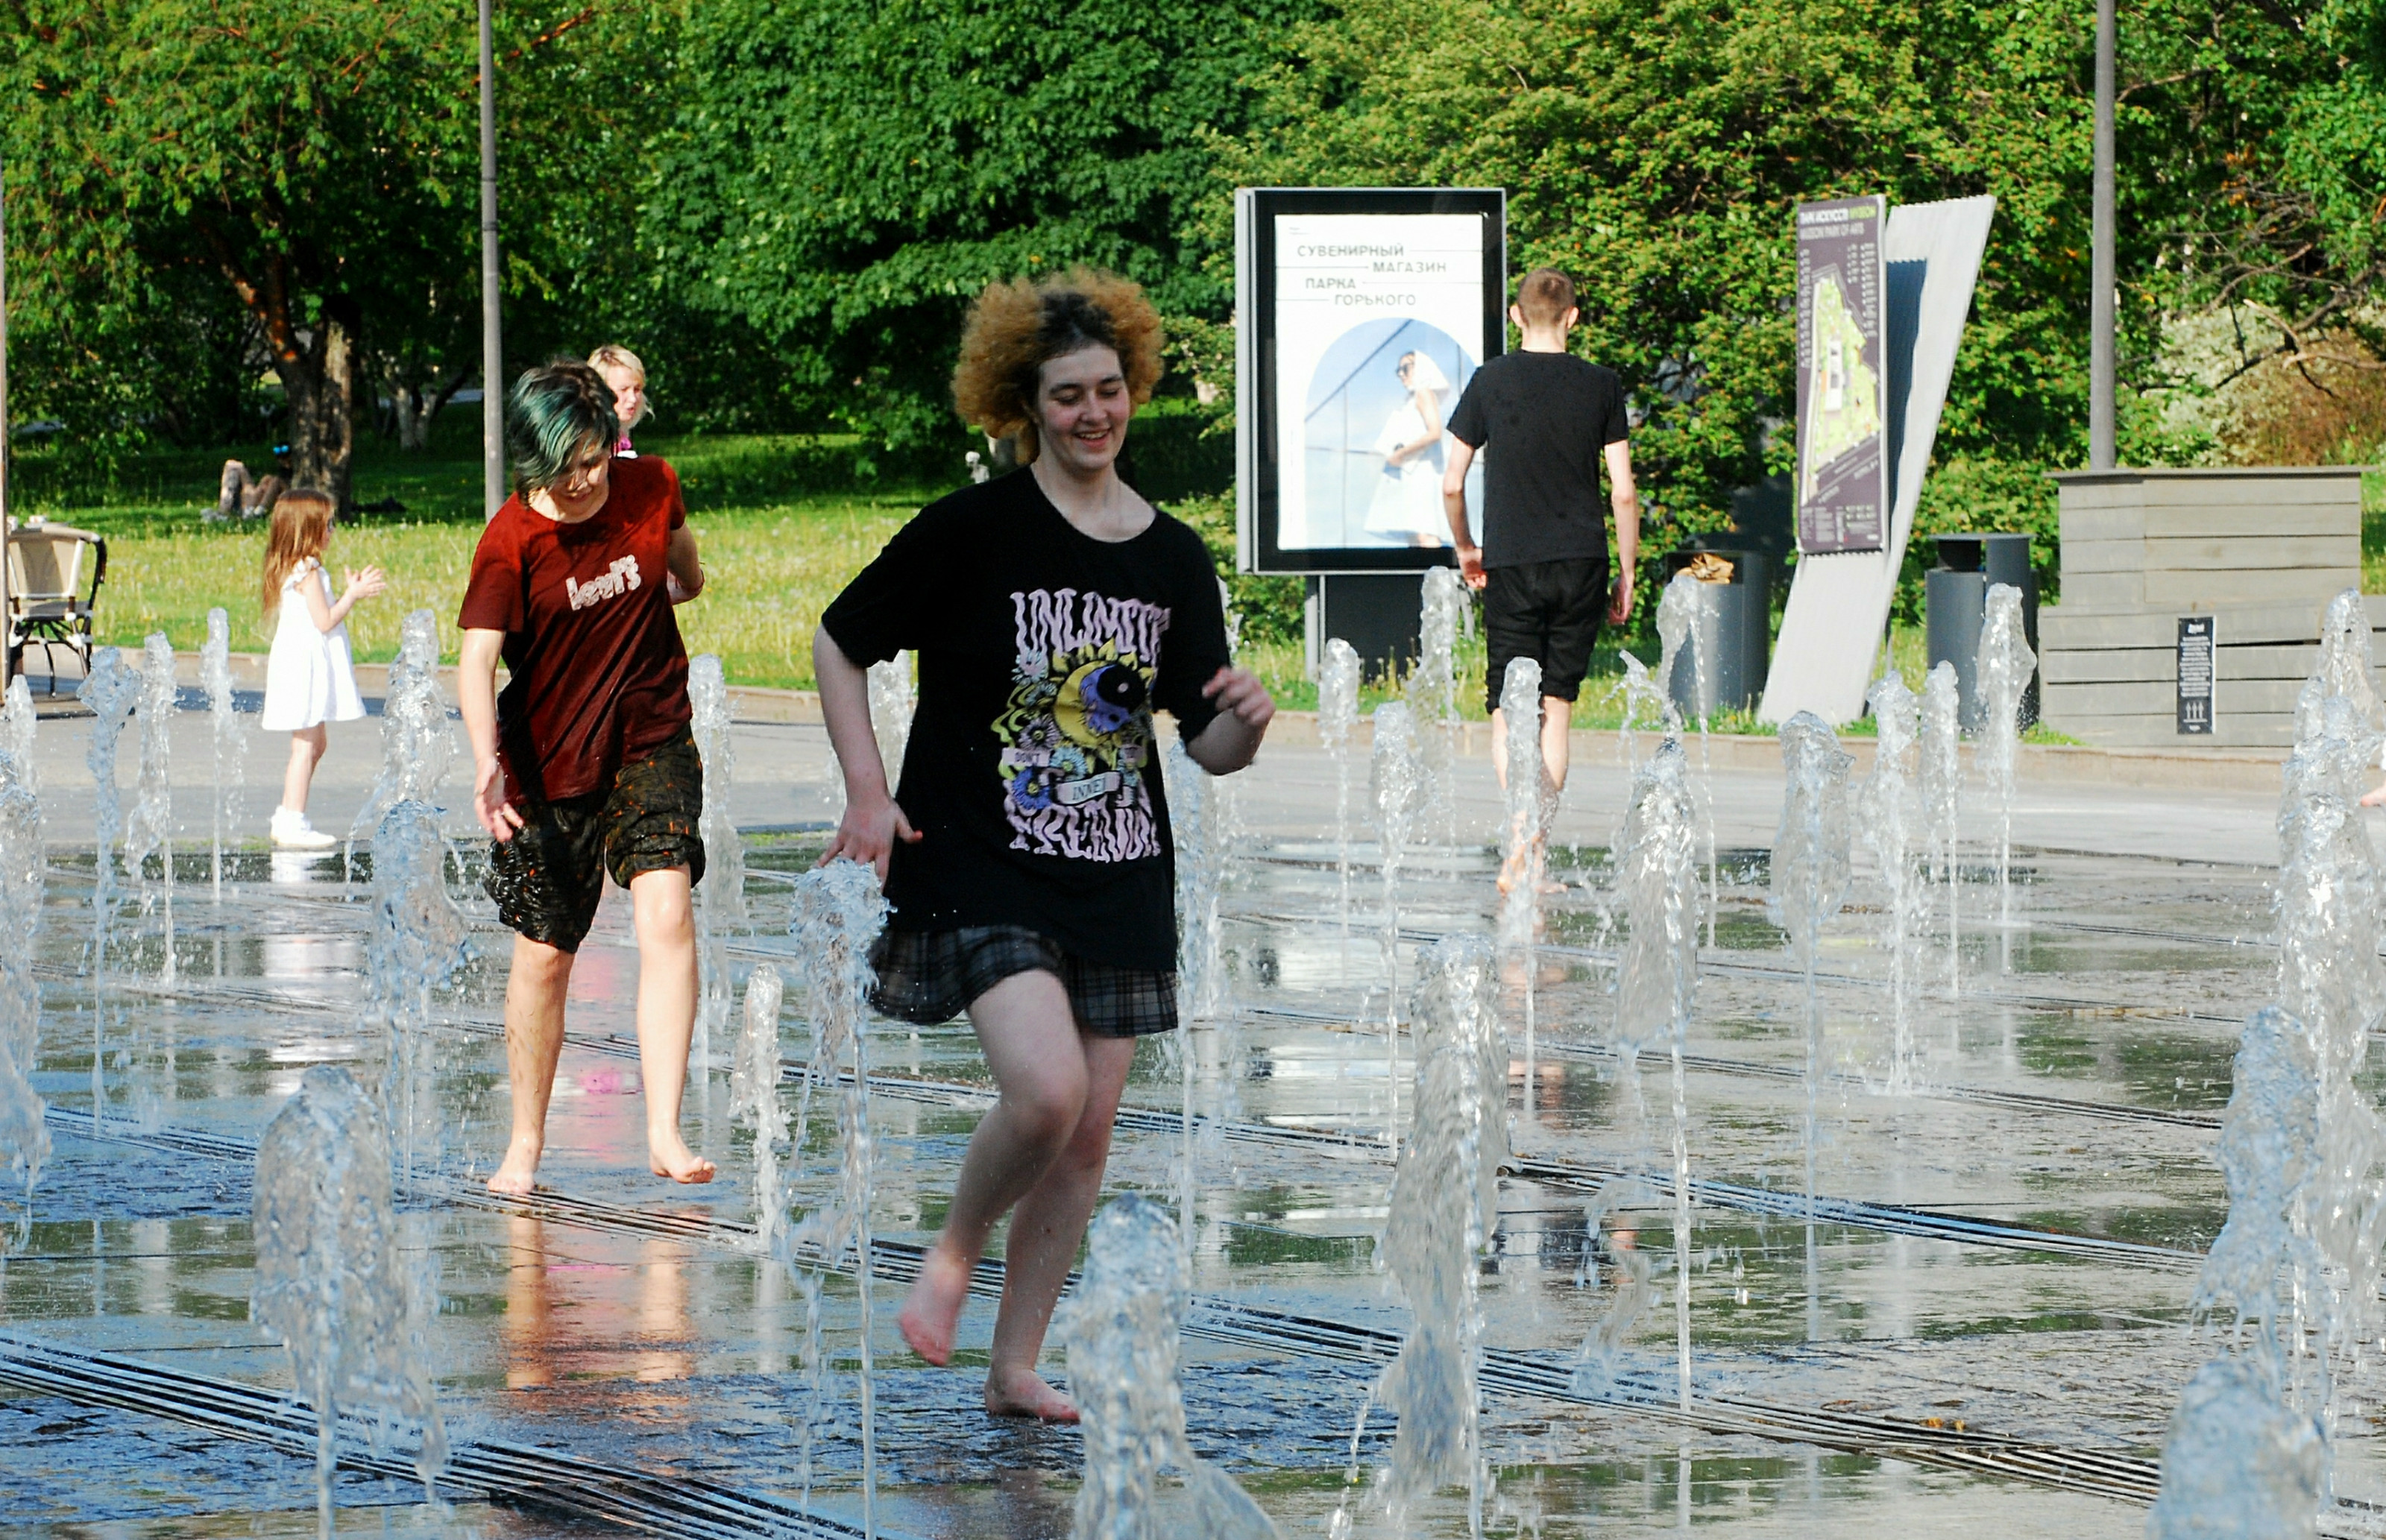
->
[646,0,1309,449]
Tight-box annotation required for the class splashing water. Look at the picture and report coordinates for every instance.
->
[1974,584,2034,934]
[1408,567,1465,847]
[78,648,139,1132]
[1496,657,1546,1085]
[1609,651,1669,779]
[124,633,177,991]
[3,675,33,786]
[1370,701,1423,1154]
[2297,589,2379,744]
[252,1065,448,1536]
[1318,637,1362,947]
[1610,739,1699,1407]
[1376,935,1504,1533]
[1060,1193,1280,1540]
[1770,712,1852,1341]
[689,655,743,1128]
[868,653,916,786]
[1568,1179,1657,1398]
[368,801,470,1191]
[1919,662,1962,1000]
[202,609,241,899]
[1861,673,1925,1088]
[2148,1356,2324,1540]
[780,859,889,1532]
[1167,736,1234,1238]
[0,744,47,1225]
[349,610,453,856]
[729,963,790,1249]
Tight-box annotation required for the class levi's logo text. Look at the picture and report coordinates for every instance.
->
[567,555,641,611]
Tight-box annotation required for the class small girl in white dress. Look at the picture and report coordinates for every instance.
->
[258,490,385,848]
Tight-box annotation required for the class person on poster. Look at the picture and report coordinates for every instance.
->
[1441,268,1638,834]
[1364,350,1452,546]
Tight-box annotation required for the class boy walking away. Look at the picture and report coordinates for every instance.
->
[1441,267,1639,808]
[457,360,713,1195]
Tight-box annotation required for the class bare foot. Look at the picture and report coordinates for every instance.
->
[898,1244,973,1366]
[487,1135,542,1195]
[985,1366,1077,1422]
[648,1129,717,1184]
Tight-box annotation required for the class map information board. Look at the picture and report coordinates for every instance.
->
[1793,195,1888,554]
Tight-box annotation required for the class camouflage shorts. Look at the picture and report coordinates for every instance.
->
[483,728,706,953]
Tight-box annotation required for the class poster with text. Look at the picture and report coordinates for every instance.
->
[1264,206,1493,563]
[1793,195,1888,555]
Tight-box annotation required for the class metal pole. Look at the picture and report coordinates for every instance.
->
[479,0,505,517]
[2088,0,2116,470]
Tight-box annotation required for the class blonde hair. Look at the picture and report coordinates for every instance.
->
[260,490,336,613]
[587,343,652,429]
[951,268,1162,464]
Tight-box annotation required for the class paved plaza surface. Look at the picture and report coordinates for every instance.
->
[0,688,2356,1537]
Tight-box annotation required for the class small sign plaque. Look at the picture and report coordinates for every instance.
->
[2177,616,2215,735]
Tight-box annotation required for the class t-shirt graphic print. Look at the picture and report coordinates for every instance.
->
[998,588,1171,861]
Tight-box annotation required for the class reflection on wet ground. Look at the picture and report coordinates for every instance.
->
[0,829,2336,1537]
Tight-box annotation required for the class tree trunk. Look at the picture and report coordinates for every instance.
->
[283,303,359,512]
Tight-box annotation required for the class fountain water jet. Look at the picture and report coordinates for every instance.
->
[125,634,177,988]
[3,675,32,781]
[1609,739,1700,1407]
[780,859,889,1533]
[1495,657,1545,1085]
[689,654,743,1131]
[1769,712,1852,1340]
[348,610,453,859]
[368,801,470,1191]
[729,963,790,1249]
[1610,652,1667,777]
[1919,662,1962,1000]
[1167,736,1233,1240]
[1377,935,1504,1534]
[1060,1193,1279,1540]
[0,741,46,1225]
[1860,673,1925,1088]
[1318,638,1362,947]
[1974,584,2035,938]
[78,648,139,1132]
[1370,701,1422,1155]
[252,1064,448,1536]
[867,654,915,786]
[1408,567,1464,846]
[202,609,240,898]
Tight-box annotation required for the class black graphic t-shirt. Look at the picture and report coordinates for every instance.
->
[820,470,1232,971]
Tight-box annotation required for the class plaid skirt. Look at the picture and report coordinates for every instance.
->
[868,925,1179,1038]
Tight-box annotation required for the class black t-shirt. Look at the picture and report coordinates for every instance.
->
[820,470,1231,971]
[1444,352,1630,569]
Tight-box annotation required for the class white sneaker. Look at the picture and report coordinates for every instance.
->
[271,807,337,851]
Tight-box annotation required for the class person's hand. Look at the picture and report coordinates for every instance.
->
[820,793,920,882]
[474,754,526,842]
[667,572,693,605]
[2362,782,2386,808]
[345,566,388,602]
[1608,569,1634,626]
[1456,543,1487,590]
[1200,666,1276,733]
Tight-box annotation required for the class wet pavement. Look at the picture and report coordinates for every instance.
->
[0,700,2368,1537]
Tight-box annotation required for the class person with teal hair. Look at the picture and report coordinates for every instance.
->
[456,359,712,1196]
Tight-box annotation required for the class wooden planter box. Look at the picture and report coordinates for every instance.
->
[2040,467,2372,748]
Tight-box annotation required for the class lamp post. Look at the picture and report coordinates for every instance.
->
[479,0,504,517]
[0,161,13,685]
[2089,0,2116,470]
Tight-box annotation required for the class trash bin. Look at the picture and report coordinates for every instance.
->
[1661,547,1773,722]
[1924,532,2038,729]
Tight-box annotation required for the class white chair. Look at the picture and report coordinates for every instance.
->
[7,519,108,691]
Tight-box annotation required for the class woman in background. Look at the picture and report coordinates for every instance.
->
[589,344,652,458]
[1365,349,1452,546]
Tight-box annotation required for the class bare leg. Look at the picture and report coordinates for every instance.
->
[1541,694,1574,795]
[629,865,713,1183]
[1489,706,1510,791]
[489,936,573,1193]
[898,970,1086,1369]
[986,1032,1135,1420]
[281,725,327,815]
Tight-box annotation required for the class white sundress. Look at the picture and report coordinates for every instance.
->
[259,558,365,731]
[1363,397,1448,541]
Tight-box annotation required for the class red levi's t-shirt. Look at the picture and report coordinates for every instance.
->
[457,455,693,804]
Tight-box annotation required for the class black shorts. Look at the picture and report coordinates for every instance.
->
[483,728,707,953]
[1482,558,1608,714]
[868,926,1178,1038]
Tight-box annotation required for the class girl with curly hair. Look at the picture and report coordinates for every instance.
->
[815,269,1275,1421]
